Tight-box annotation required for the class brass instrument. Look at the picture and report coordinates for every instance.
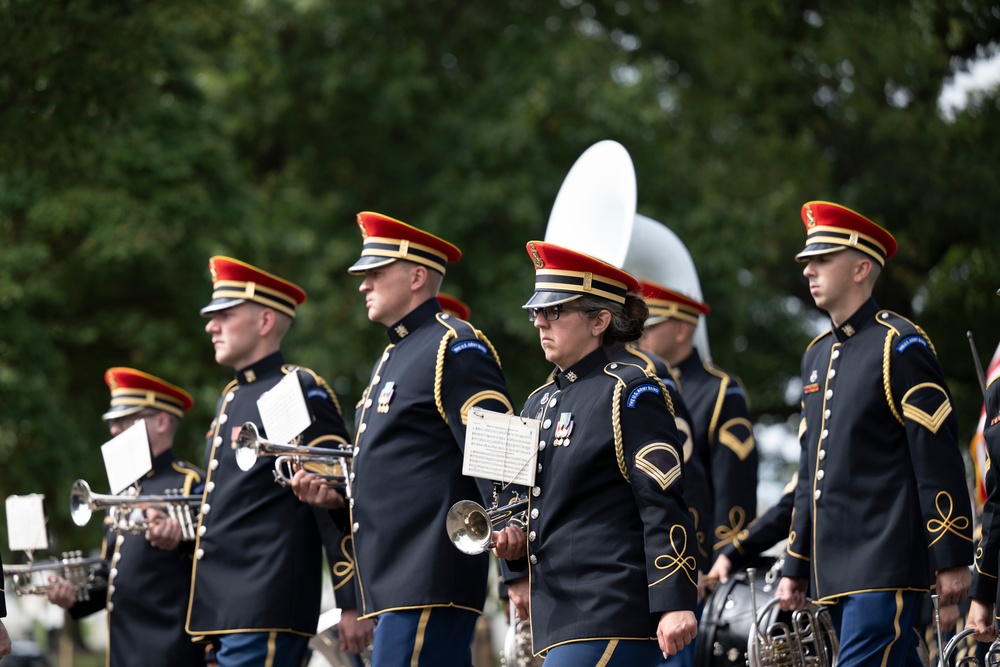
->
[2,551,106,601]
[746,567,840,667]
[70,479,201,540]
[446,495,528,555]
[235,422,354,491]
[933,595,1000,667]
[308,622,372,667]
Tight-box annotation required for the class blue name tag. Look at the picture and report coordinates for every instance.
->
[627,383,661,408]
[896,335,928,354]
[306,388,329,401]
[725,386,744,398]
[451,340,488,355]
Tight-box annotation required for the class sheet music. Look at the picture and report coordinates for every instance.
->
[101,419,153,494]
[257,371,312,445]
[6,494,48,552]
[463,408,539,486]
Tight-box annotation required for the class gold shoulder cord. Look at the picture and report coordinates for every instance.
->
[612,379,629,483]
[288,365,344,417]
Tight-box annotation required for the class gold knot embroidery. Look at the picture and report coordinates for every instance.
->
[713,506,747,550]
[651,525,697,587]
[331,538,356,582]
[927,491,971,546]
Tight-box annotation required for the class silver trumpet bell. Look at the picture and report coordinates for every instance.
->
[446,496,529,555]
[2,550,106,601]
[234,422,354,491]
[70,479,201,539]
[746,567,839,667]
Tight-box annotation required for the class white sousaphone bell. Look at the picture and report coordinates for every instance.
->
[542,139,711,361]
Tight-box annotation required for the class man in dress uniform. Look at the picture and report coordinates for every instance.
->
[46,367,206,667]
[776,201,973,667]
[186,257,367,667]
[296,211,518,667]
[638,281,759,564]
[1,540,12,661]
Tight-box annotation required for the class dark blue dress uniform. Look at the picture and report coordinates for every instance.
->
[347,297,515,617]
[784,298,973,597]
[718,475,796,569]
[673,348,758,560]
[517,347,698,654]
[968,377,1000,606]
[70,451,205,667]
[613,343,713,571]
[186,351,354,638]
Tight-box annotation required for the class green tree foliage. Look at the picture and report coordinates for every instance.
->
[1,0,998,554]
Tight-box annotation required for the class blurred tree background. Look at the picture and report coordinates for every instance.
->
[1,0,998,564]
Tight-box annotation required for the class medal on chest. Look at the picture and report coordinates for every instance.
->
[553,412,574,447]
[377,381,395,413]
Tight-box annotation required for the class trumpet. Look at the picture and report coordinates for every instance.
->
[746,567,840,667]
[446,495,529,555]
[2,551,106,601]
[933,595,1000,666]
[70,479,201,540]
[234,422,354,491]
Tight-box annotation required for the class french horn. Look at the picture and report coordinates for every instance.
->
[934,594,1000,667]
[746,567,839,667]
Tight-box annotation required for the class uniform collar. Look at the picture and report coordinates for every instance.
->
[234,350,286,385]
[387,297,441,343]
[833,298,879,343]
[674,347,703,380]
[554,347,609,389]
[147,448,177,476]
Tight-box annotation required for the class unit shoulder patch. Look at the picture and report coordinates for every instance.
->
[450,339,488,355]
[901,382,952,434]
[627,383,661,408]
[634,442,682,491]
[896,334,929,355]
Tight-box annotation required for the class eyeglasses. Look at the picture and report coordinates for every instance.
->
[107,410,158,432]
[527,305,589,323]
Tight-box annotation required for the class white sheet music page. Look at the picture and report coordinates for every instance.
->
[6,493,49,552]
[463,408,539,487]
[257,371,311,446]
[101,419,153,494]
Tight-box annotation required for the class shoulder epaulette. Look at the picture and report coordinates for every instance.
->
[172,461,204,493]
[604,362,677,483]
[805,329,833,352]
[433,313,504,424]
[284,364,344,417]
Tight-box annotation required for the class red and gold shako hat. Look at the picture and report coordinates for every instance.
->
[795,201,897,267]
[438,293,471,320]
[522,241,640,308]
[348,212,462,276]
[200,256,306,319]
[641,280,710,327]
[102,367,194,421]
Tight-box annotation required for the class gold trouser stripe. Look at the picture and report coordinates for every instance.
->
[411,608,432,667]
[264,631,277,667]
[596,640,619,667]
[879,591,904,667]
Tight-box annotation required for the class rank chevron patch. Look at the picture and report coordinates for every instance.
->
[718,417,755,460]
[635,443,682,491]
[900,382,952,434]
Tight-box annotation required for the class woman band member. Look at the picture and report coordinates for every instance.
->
[504,241,698,666]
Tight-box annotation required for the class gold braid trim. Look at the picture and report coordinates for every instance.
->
[287,365,344,417]
[612,378,629,483]
[434,329,456,424]
[474,328,503,368]
[650,375,676,418]
[882,330,905,426]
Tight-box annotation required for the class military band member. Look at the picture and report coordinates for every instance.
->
[776,201,973,667]
[967,289,1000,643]
[47,368,205,667]
[437,292,471,321]
[186,257,363,667]
[505,241,698,666]
[294,212,519,667]
[637,282,758,563]
[1,533,13,662]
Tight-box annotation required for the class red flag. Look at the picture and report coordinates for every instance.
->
[972,341,1000,510]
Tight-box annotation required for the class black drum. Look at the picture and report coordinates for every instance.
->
[696,556,784,667]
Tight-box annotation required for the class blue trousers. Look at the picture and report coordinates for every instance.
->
[216,631,309,667]
[542,640,663,666]
[827,590,923,667]
[657,598,702,667]
[371,607,477,667]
